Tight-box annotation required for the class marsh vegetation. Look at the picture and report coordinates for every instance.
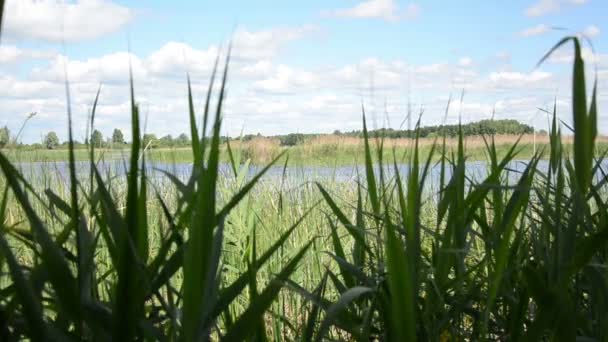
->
[0,5,607,340]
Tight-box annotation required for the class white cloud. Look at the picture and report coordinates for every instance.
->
[547,46,605,65]
[146,42,219,77]
[583,25,601,38]
[322,0,420,22]
[0,45,56,64]
[239,60,274,78]
[458,57,473,67]
[489,71,552,83]
[3,0,133,42]
[253,65,319,93]
[232,25,319,60]
[23,23,316,84]
[524,0,587,17]
[525,0,560,16]
[0,76,58,98]
[33,52,147,83]
[520,24,551,37]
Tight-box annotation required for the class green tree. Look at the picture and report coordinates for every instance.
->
[44,131,60,149]
[112,128,125,144]
[159,134,173,147]
[0,126,10,148]
[280,133,305,146]
[143,134,157,149]
[176,133,189,146]
[91,129,104,148]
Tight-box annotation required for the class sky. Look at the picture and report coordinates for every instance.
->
[0,0,607,143]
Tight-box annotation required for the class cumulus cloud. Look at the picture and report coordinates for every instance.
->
[232,25,319,60]
[146,42,219,77]
[322,0,420,22]
[524,0,587,17]
[583,25,601,38]
[489,71,551,84]
[520,24,551,37]
[32,52,147,83]
[3,0,133,42]
[0,45,56,64]
[0,76,58,98]
[458,57,473,67]
[253,65,319,93]
[547,46,605,65]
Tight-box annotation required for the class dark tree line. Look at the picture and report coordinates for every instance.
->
[343,119,534,139]
[261,119,535,146]
[7,119,535,149]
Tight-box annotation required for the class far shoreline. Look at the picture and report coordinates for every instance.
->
[4,134,608,166]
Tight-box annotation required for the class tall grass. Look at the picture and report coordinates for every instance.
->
[1,4,607,340]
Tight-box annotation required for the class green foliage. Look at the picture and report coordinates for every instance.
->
[0,125,9,147]
[111,128,124,144]
[175,132,190,145]
[90,129,104,148]
[302,36,607,341]
[142,133,157,148]
[158,134,173,147]
[0,5,606,339]
[0,41,309,340]
[280,133,306,146]
[43,131,59,149]
[345,118,534,139]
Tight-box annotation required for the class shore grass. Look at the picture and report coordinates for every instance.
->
[7,134,608,166]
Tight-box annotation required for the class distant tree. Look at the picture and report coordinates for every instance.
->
[91,129,104,148]
[44,131,60,149]
[333,130,342,136]
[0,126,10,148]
[280,133,305,146]
[112,128,125,144]
[242,134,256,142]
[143,134,157,149]
[175,133,189,146]
[159,134,173,147]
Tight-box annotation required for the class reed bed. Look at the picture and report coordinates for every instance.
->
[0,10,607,339]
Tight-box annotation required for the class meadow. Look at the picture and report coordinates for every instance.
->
[1,29,608,342]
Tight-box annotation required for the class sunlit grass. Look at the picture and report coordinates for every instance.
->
[0,3,606,338]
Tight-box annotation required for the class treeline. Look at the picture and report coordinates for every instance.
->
[0,127,202,150]
[343,119,535,139]
[0,119,536,150]
[253,119,536,146]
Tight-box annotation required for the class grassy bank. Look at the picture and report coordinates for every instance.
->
[7,134,608,166]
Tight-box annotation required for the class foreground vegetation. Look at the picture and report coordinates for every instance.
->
[1,20,607,341]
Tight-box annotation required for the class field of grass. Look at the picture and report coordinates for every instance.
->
[1,27,608,342]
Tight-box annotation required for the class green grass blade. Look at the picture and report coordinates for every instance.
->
[222,241,312,341]
[0,233,47,341]
[315,286,373,342]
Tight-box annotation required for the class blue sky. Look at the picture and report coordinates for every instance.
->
[0,0,606,143]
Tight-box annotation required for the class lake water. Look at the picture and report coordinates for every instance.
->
[15,158,602,186]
